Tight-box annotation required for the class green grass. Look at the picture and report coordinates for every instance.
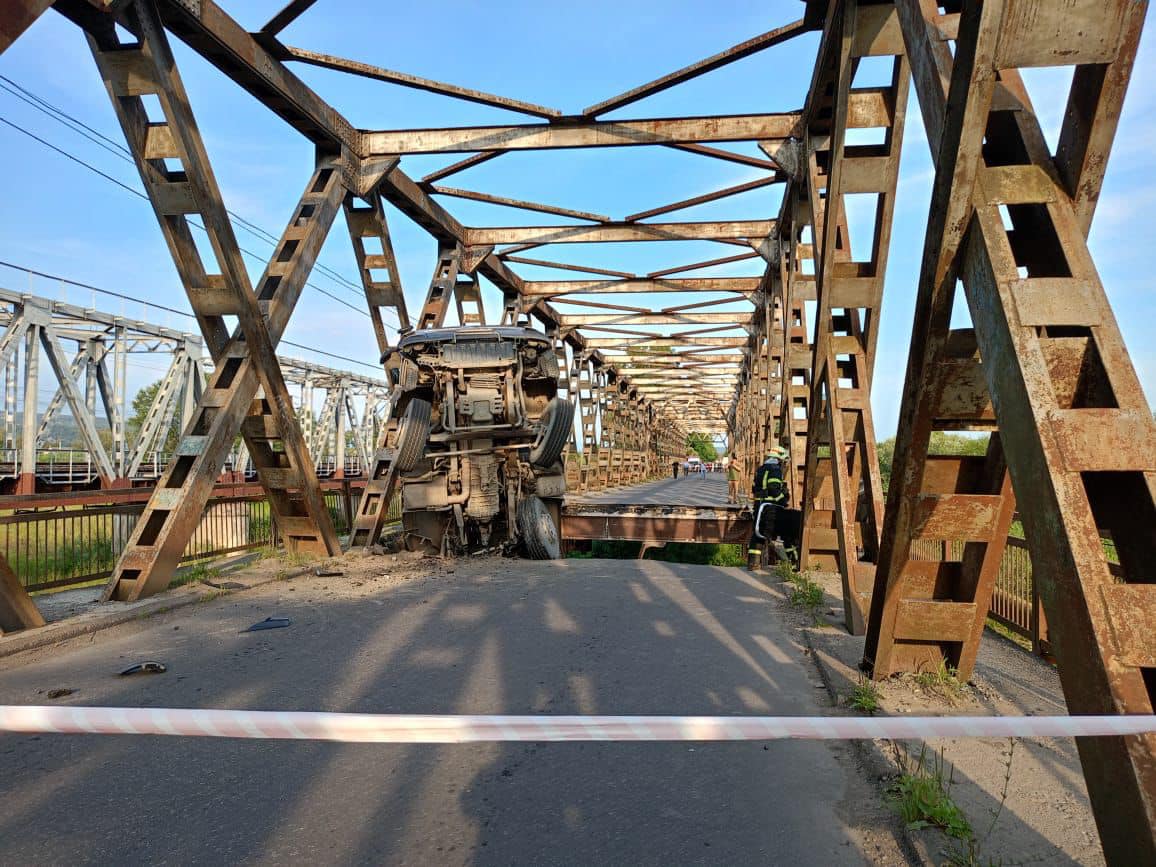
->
[1009,518,1118,563]
[564,540,640,559]
[655,542,745,566]
[168,561,222,589]
[914,658,967,703]
[565,540,745,566]
[249,544,281,562]
[847,677,881,714]
[772,560,796,582]
[249,503,273,543]
[782,568,826,624]
[33,537,115,581]
[890,745,973,841]
[984,617,1032,652]
[280,550,319,567]
[1,498,276,591]
[4,530,118,588]
[887,740,1017,866]
[789,575,824,611]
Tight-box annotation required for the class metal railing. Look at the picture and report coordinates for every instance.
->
[315,456,366,478]
[0,481,403,593]
[910,534,1122,656]
[0,448,100,483]
[0,495,274,592]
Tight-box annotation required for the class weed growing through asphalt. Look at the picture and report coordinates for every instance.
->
[943,739,1017,866]
[251,545,280,562]
[889,744,972,841]
[772,560,796,582]
[847,676,881,714]
[784,569,825,624]
[168,561,222,589]
[915,658,967,703]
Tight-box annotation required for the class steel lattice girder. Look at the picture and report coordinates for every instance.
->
[781,1,911,635]
[860,1,1155,862]
[0,282,385,630]
[86,1,344,600]
[45,0,785,435]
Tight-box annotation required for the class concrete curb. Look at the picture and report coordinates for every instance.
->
[0,561,315,661]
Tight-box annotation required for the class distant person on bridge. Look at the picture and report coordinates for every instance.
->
[672,459,680,479]
[747,448,791,570]
[726,455,740,504]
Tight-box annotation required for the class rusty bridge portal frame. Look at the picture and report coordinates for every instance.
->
[2,0,1154,859]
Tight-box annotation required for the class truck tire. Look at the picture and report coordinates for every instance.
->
[394,397,431,472]
[517,495,561,560]
[528,397,574,470]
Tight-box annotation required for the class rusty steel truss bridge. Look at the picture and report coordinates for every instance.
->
[0,286,391,492]
[1,0,1155,859]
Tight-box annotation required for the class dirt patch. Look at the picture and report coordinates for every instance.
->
[2,547,472,665]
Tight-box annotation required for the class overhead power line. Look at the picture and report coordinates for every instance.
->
[0,78,403,324]
[0,74,370,294]
[0,112,372,318]
[0,260,382,372]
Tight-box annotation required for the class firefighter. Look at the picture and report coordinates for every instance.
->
[747,447,790,570]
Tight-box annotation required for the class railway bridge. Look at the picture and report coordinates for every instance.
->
[0,0,1154,861]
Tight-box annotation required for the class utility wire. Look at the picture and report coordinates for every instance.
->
[0,113,372,318]
[0,260,383,372]
[0,84,403,323]
[0,115,144,198]
[280,340,384,370]
[0,75,373,299]
[0,77,135,165]
[0,75,129,152]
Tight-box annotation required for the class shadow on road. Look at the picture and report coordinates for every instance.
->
[0,558,921,864]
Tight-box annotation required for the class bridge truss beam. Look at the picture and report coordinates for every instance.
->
[791,1,910,634]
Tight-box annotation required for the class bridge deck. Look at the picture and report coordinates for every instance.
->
[565,473,735,508]
[0,557,873,865]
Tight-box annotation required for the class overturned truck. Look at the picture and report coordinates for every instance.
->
[382,326,574,559]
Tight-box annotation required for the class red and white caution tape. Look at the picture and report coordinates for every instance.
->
[0,706,1153,743]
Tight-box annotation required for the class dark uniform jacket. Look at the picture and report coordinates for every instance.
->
[752,460,789,505]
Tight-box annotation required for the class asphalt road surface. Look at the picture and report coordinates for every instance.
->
[567,473,734,507]
[0,557,895,865]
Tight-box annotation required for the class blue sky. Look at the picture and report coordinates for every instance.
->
[0,1,1152,435]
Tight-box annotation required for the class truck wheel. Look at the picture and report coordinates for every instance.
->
[517,495,561,560]
[528,397,574,470]
[394,398,431,472]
